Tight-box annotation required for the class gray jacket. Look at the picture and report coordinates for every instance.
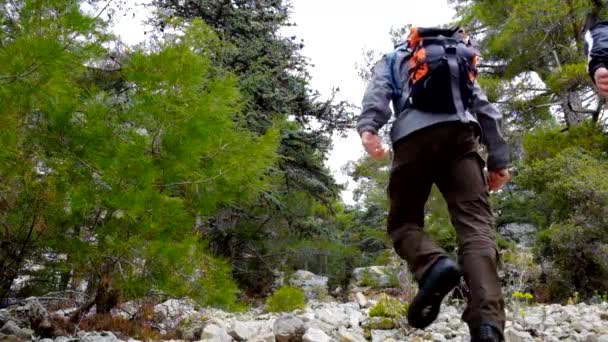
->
[357,49,510,171]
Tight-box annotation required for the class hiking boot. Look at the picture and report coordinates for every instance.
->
[471,324,504,342]
[407,256,462,329]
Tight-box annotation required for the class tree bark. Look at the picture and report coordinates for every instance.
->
[561,90,584,127]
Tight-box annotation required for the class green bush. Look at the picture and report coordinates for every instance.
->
[369,295,409,318]
[517,148,608,301]
[359,269,379,288]
[265,287,306,313]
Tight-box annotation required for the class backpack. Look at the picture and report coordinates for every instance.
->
[388,26,479,114]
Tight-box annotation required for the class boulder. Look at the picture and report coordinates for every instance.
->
[289,271,329,300]
[273,314,305,342]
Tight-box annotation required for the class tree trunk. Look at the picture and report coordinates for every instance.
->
[94,275,120,314]
[70,269,120,322]
[0,243,20,305]
[0,267,17,306]
[561,91,584,127]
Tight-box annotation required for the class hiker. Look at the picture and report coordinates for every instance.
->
[357,27,510,342]
[586,21,608,97]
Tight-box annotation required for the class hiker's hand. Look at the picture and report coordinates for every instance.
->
[594,67,608,97]
[361,131,389,160]
[488,169,510,192]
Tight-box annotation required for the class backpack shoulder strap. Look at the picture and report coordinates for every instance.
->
[387,43,411,102]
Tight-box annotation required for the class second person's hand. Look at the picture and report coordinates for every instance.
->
[594,67,608,97]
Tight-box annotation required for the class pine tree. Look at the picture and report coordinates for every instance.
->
[151,0,358,292]
[0,0,279,311]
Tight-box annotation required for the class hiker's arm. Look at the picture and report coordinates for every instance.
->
[470,83,510,171]
[357,55,394,136]
[586,22,608,95]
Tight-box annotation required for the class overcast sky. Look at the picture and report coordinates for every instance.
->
[109,0,456,204]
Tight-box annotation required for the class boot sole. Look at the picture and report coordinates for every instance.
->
[407,265,461,329]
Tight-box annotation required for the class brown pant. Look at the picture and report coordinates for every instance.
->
[387,123,505,333]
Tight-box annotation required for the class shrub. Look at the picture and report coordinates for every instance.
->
[265,287,306,313]
[359,269,379,288]
[369,295,409,318]
[517,148,608,301]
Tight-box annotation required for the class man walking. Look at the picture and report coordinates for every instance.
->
[357,27,510,341]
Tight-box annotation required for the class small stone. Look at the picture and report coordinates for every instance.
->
[355,292,368,308]
[315,306,350,327]
[0,334,23,342]
[200,324,232,342]
[289,270,329,301]
[371,329,399,342]
[504,328,534,342]
[303,327,332,342]
[79,331,122,342]
[448,318,462,330]
[524,315,543,327]
[431,332,448,342]
[274,315,305,342]
[337,327,366,342]
[0,321,31,340]
[229,320,259,340]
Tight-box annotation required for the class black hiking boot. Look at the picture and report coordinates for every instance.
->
[471,324,504,342]
[407,256,462,329]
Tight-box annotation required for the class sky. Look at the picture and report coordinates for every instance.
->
[107,0,456,204]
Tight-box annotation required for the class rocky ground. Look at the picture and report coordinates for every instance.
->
[1,291,607,341]
[1,263,607,341]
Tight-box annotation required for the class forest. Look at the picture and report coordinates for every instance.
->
[0,0,607,340]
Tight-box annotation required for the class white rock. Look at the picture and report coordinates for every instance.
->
[79,331,122,342]
[201,324,233,342]
[504,328,534,342]
[289,270,329,300]
[154,298,198,326]
[111,301,139,319]
[274,314,305,342]
[448,318,462,330]
[597,335,608,342]
[315,306,350,327]
[0,321,29,338]
[583,332,599,342]
[5,298,51,331]
[337,326,367,342]
[431,332,448,342]
[352,266,397,288]
[229,320,270,340]
[524,314,543,327]
[572,320,594,333]
[433,322,454,336]
[50,337,71,342]
[304,318,335,334]
[303,327,333,342]
[355,292,368,308]
[371,329,399,342]
[248,332,276,342]
[347,309,363,328]
[301,312,316,321]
